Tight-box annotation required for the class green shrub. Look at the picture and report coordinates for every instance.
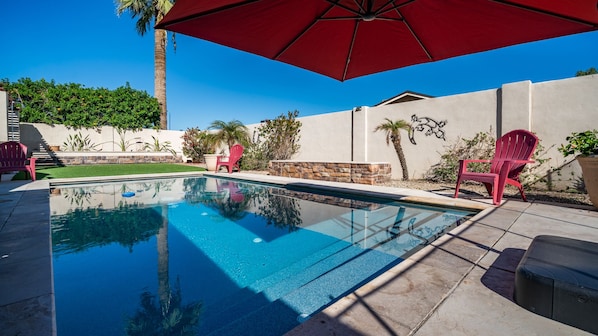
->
[143,135,176,156]
[426,130,495,182]
[240,142,270,170]
[428,129,551,187]
[63,132,100,152]
[115,127,134,151]
[1,77,160,129]
[181,128,216,163]
[558,130,598,157]
[241,110,302,170]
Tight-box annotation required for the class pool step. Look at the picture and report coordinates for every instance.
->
[198,214,409,331]
[169,203,458,335]
[198,239,360,332]
[199,212,443,334]
[205,246,400,336]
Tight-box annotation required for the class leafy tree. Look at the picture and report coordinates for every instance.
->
[576,67,598,76]
[1,78,160,129]
[126,207,202,336]
[374,118,412,180]
[51,203,164,255]
[257,192,302,232]
[116,0,174,130]
[208,120,250,152]
[108,84,162,129]
[259,110,302,160]
[126,279,202,336]
[241,110,302,170]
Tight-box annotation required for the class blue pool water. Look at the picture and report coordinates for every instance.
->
[50,176,476,336]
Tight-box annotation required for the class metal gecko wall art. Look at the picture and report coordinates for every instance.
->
[408,114,447,145]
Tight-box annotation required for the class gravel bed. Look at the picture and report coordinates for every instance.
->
[240,170,592,207]
[381,179,592,207]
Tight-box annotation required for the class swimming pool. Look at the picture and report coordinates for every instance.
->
[50,176,477,336]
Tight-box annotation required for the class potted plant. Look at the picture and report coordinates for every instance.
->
[202,133,221,172]
[558,129,598,207]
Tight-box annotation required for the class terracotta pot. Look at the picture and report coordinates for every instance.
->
[204,154,220,172]
[49,145,61,152]
[205,177,219,192]
[577,156,598,207]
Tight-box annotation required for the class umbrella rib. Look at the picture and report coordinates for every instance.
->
[325,0,361,16]
[320,16,403,22]
[274,4,336,60]
[366,17,404,22]
[395,8,434,61]
[155,0,259,28]
[343,20,360,81]
[351,0,367,14]
[376,0,415,17]
[491,0,598,27]
[327,0,411,19]
[320,16,366,21]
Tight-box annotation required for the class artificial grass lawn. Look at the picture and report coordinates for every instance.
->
[14,163,205,180]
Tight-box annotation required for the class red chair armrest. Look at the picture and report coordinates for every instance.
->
[490,159,534,164]
[458,159,491,173]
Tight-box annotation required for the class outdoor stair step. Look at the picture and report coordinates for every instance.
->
[31,151,61,167]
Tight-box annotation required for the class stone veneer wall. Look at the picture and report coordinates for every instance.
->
[269,160,391,185]
[52,153,182,166]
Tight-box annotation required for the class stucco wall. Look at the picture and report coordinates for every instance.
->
[366,89,500,179]
[292,111,352,161]
[13,75,598,191]
[19,123,186,160]
[250,75,598,189]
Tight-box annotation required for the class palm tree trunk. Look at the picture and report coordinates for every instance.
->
[157,205,170,311]
[155,23,168,130]
[392,137,409,180]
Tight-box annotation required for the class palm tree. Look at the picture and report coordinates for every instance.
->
[116,0,173,130]
[125,205,202,335]
[208,120,250,152]
[374,118,412,181]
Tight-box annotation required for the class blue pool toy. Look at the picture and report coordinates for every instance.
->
[121,191,135,198]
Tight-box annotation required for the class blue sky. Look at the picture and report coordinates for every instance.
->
[2,1,597,131]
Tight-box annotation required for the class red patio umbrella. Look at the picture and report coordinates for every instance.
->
[156,0,598,81]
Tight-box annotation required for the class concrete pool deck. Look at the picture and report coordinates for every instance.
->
[1,172,597,335]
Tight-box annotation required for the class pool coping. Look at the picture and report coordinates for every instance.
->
[1,172,597,335]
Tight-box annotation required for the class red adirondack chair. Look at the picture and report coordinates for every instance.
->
[0,141,37,181]
[217,180,245,202]
[216,144,244,174]
[454,130,538,205]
